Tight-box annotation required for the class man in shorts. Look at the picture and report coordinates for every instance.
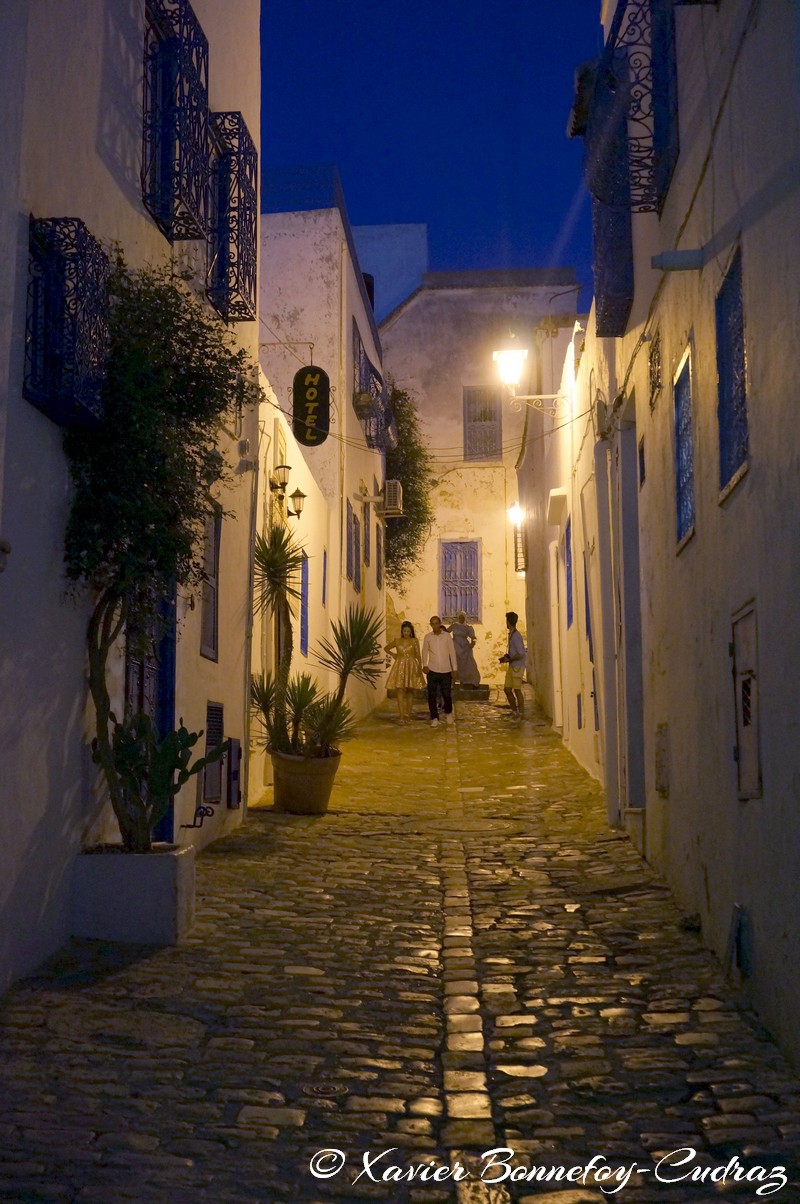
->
[499,610,526,719]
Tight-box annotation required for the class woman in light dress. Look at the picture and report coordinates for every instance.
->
[385,621,426,724]
[446,611,481,687]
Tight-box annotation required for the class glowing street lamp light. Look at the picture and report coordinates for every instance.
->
[493,345,529,388]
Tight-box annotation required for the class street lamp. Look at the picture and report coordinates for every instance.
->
[287,488,306,519]
[492,335,566,415]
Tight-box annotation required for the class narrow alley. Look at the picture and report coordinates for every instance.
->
[1,700,798,1203]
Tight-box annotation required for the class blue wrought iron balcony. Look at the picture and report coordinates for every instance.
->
[23,217,109,428]
[207,111,258,322]
[141,0,209,242]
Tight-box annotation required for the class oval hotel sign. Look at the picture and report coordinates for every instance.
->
[292,366,330,446]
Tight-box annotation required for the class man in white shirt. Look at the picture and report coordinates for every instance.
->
[421,615,458,727]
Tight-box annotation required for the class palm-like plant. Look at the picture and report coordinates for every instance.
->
[253,526,305,694]
[316,605,385,706]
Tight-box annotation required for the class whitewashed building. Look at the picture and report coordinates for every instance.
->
[0,0,261,988]
[249,168,392,797]
[521,0,800,1065]
[377,269,578,676]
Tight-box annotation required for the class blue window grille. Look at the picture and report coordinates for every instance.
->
[463,387,502,461]
[300,553,309,655]
[352,320,397,450]
[142,0,209,242]
[583,553,594,663]
[207,111,258,322]
[200,509,221,660]
[585,49,634,337]
[376,525,384,590]
[346,499,354,580]
[674,353,695,542]
[363,502,371,567]
[440,541,480,622]
[716,248,748,490]
[353,514,362,592]
[565,518,574,629]
[23,217,109,428]
[322,548,327,606]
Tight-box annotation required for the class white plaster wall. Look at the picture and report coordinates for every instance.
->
[0,0,261,988]
[554,0,800,1065]
[259,207,387,722]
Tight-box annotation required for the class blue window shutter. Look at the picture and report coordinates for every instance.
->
[353,514,362,592]
[200,510,221,660]
[716,248,748,489]
[322,548,327,606]
[364,502,371,566]
[674,355,695,541]
[463,387,502,461]
[300,553,309,655]
[440,541,480,621]
[565,519,574,629]
[346,500,353,580]
[376,525,383,590]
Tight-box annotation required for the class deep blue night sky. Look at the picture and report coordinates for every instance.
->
[261,2,602,301]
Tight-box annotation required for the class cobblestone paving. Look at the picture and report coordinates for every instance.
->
[1,697,799,1203]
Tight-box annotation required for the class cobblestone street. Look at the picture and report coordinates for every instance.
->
[1,698,799,1203]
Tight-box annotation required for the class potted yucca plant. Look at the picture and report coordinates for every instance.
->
[251,525,383,814]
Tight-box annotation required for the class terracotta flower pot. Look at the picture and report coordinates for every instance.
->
[270,749,341,815]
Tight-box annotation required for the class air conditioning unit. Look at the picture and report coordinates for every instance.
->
[383,479,403,517]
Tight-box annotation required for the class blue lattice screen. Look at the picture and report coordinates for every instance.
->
[300,554,309,655]
[352,321,396,450]
[463,387,502,461]
[674,356,695,541]
[565,518,574,629]
[142,0,209,242]
[24,217,109,428]
[716,249,748,489]
[207,111,258,321]
[440,542,480,622]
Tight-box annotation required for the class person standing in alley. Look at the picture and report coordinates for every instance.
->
[499,610,526,719]
[421,615,458,727]
[384,621,426,725]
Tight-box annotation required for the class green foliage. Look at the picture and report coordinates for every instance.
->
[250,671,354,758]
[65,257,259,624]
[96,714,228,853]
[252,525,306,696]
[64,255,260,851]
[384,380,435,588]
[250,598,382,759]
[315,605,384,706]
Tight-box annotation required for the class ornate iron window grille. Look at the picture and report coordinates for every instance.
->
[649,328,663,409]
[716,248,748,490]
[440,541,480,623]
[565,517,574,629]
[463,386,502,461]
[352,320,396,450]
[24,217,109,428]
[207,111,258,321]
[592,0,678,214]
[142,0,209,242]
[674,355,695,541]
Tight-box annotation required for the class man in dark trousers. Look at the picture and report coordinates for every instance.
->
[421,615,458,727]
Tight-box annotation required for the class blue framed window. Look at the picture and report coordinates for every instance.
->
[440,541,480,622]
[346,499,354,580]
[200,509,221,660]
[674,350,695,542]
[142,0,209,242]
[207,111,258,322]
[300,553,309,655]
[363,502,371,567]
[353,513,362,593]
[322,548,327,607]
[23,217,109,428]
[463,387,502,461]
[716,248,748,490]
[376,525,383,590]
[565,518,574,629]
